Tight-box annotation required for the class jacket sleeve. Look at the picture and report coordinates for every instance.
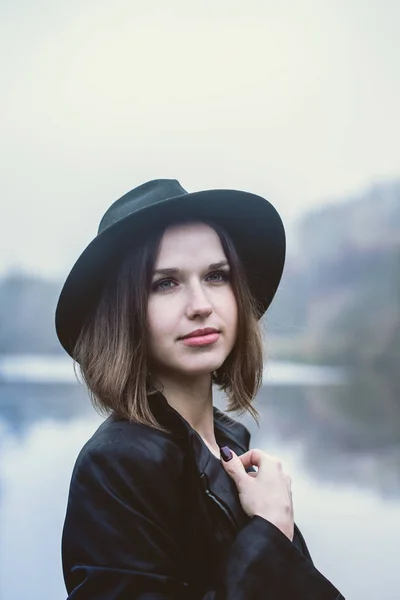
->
[206,516,344,599]
[62,438,344,600]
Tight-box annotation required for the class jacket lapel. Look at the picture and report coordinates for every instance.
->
[149,392,252,531]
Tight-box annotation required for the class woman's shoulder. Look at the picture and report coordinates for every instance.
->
[72,413,185,479]
[63,415,187,544]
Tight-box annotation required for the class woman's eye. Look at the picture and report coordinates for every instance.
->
[153,278,176,292]
[207,270,229,283]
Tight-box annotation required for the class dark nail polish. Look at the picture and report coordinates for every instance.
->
[220,446,233,462]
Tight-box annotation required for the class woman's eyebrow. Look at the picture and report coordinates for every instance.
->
[209,260,229,270]
[153,260,229,276]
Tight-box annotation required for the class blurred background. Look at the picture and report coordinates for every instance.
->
[1,1,399,598]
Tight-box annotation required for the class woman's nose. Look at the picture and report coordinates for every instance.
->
[185,283,213,319]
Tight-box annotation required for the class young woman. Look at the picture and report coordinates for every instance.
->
[56,179,344,599]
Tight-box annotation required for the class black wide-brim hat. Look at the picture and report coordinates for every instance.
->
[55,179,286,357]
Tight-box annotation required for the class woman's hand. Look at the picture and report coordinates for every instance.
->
[220,447,294,541]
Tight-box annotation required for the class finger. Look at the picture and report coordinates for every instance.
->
[219,447,249,488]
[238,449,283,472]
[285,474,292,494]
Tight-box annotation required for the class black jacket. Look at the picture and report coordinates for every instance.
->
[62,392,345,599]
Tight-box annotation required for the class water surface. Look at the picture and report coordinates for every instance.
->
[0,363,398,600]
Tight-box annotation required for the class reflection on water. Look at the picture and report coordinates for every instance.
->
[0,380,399,600]
[0,415,102,600]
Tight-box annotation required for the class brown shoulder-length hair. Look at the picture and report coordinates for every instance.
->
[73,218,265,432]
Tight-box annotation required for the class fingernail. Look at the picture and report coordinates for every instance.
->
[220,446,233,462]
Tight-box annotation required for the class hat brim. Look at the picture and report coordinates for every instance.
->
[55,188,285,357]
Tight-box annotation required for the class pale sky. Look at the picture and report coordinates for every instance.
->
[1,0,399,279]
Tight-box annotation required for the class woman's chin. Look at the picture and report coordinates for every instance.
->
[171,357,226,378]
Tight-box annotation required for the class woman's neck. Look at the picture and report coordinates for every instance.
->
[153,372,217,444]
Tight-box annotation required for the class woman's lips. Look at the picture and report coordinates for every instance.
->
[180,332,220,347]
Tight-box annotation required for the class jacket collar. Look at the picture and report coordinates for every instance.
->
[148,391,250,451]
[149,391,252,530]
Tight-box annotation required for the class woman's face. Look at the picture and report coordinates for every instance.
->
[147,222,238,380]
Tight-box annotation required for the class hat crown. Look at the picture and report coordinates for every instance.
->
[98,179,188,234]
